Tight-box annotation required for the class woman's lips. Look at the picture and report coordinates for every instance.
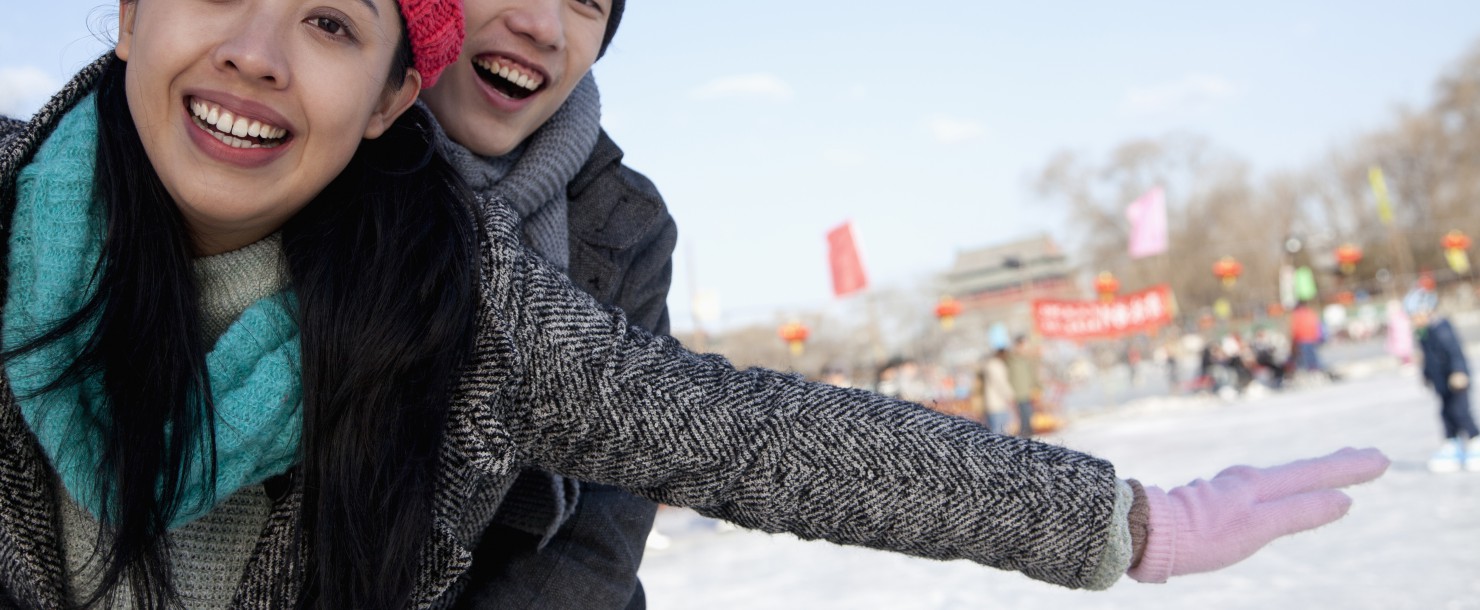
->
[183,95,293,168]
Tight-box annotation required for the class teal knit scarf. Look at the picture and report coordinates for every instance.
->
[5,94,303,529]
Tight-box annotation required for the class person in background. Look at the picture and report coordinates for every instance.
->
[1251,327,1289,390]
[1405,286,1480,473]
[417,0,677,607]
[982,348,1015,435]
[1289,300,1337,381]
[1386,298,1415,366]
[1007,334,1041,438]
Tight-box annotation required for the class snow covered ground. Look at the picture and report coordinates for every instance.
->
[637,366,1480,609]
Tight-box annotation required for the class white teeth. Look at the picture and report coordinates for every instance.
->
[475,57,543,91]
[192,114,273,148]
[188,97,287,143]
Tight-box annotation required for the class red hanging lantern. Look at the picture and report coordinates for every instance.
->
[777,322,810,356]
[1212,256,1243,288]
[1093,271,1119,303]
[1442,230,1471,252]
[1334,244,1363,275]
[934,296,963,330]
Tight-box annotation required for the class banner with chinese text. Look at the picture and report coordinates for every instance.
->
[1032,285,1175,340]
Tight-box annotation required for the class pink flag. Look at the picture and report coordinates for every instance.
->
[827,222,868,298]
[1126,186,1168,259]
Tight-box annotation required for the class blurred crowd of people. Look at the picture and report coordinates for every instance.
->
[816,278,1479,475]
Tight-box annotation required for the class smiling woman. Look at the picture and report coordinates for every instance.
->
[0,0,476,607]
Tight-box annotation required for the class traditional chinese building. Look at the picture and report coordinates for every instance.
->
[941,234,1081,333]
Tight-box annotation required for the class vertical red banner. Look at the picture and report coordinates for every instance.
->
[827,221,868,298]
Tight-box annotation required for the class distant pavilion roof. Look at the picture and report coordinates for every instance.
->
[943,233,1072,298]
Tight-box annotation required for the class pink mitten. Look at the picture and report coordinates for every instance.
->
[1127,447,1389,583]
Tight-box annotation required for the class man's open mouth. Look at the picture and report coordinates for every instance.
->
[472,56,545,100]
[188,97,289,149]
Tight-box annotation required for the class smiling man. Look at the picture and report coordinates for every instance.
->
[418,1,677,608]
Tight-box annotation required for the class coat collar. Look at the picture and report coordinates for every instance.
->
[0,53,112,610]
[564,130,666,251]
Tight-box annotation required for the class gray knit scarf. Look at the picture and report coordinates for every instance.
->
[432,73,601,272]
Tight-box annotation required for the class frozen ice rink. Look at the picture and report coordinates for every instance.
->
[638,367,1480,609]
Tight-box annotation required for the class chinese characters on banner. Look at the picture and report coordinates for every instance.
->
[1032,285,1175,341]
[826,221,868,298]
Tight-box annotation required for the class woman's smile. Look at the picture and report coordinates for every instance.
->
[183,93,295,168]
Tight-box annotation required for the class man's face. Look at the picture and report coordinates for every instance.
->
[420,0,609,156]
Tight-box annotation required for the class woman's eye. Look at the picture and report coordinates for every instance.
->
[314,17,344,35]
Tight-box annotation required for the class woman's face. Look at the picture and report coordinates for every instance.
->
[117,0,421,255]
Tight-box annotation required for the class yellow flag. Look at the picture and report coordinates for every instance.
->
[1448,249,1471,275]
[1369,166,1393,225]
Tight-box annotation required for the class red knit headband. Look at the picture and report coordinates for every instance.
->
[396,0,464,88]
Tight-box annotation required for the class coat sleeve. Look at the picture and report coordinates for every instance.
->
[473,200,1121,590]
[0,117,24,149]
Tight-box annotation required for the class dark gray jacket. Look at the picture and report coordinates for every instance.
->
[457,131,678,610]
[0,59,1120,609]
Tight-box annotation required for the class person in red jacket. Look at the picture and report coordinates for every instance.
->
[1289,300,1337,380]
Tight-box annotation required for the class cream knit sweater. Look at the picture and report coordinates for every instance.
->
[60,235,286,608]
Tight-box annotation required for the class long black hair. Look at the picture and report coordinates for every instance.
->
[4,29,479,610]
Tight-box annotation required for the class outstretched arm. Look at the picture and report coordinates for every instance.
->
[475,198,1123,589]
[472,197,1388,590]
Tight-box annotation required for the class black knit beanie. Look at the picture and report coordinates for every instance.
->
[598,0,624,58]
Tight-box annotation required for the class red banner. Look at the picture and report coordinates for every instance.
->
[826,222,868,297]
[1033,285,1175,340]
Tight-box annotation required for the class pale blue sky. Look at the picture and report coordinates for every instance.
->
[4,2,1477,332]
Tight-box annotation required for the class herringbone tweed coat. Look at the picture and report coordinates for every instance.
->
[0,58,1119,609]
